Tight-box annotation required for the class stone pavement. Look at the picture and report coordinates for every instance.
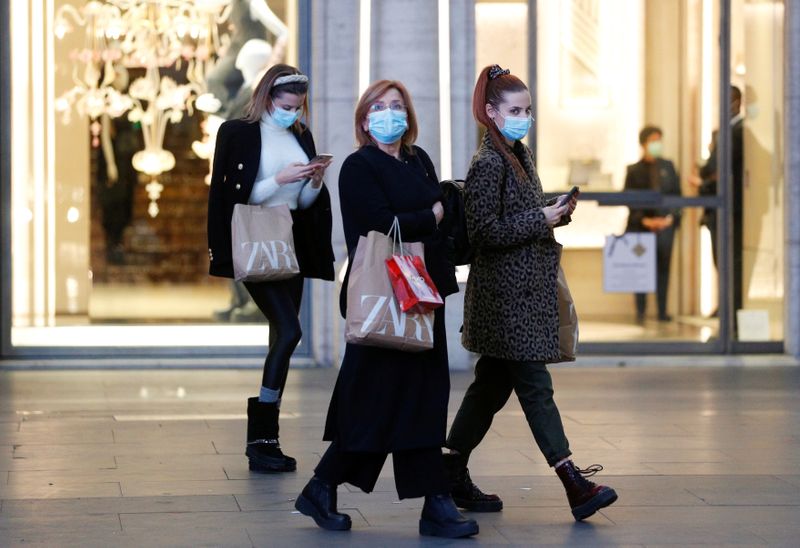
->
[1,364,799,547]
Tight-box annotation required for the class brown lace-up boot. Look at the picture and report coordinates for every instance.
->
[555,461,618,521]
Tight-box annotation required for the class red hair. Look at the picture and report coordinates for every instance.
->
[354,80,418,153]
[473,65,529,179]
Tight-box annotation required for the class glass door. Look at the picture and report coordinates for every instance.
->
[527,0,784,352]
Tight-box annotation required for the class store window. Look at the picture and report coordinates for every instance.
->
[534,0,721,344]
[9,0,305,349]
[474,0,785,348]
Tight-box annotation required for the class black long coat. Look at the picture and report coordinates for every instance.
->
[206,119,335,280]
[323,145,458,452]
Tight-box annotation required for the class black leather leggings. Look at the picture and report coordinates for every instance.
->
[244,276,304,393]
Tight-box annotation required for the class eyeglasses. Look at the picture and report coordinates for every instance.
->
[369,102,407,113]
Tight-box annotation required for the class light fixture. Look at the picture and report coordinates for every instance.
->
[54,0,233,217]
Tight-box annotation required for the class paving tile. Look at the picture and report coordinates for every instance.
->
[1,429,114,445]
[0,453,117,472]
[119,508,367,546]
[222,458,321,481]
[0,480,122,500]
[0,423,20,436]
[11,440,217,459]
[600,435,787,451]
[8,465,229,485]
[17,418,116,433]
[456,505,619,545]
[682,475,800,506]
[462,474,708,509]
[0,513,123,543]
[642,462,800,475]
[776,475,800,488]
[1,366,799,546]
[121,478,300,497]
[0,494,240,516]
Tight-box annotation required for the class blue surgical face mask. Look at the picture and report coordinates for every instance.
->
[496,113,532,141]
[271,103,301,128]
[646,140,664,158]
[368,109,408,144]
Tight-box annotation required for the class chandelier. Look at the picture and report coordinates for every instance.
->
[54,0,233,217]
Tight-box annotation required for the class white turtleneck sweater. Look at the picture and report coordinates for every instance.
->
[247,112,321,210]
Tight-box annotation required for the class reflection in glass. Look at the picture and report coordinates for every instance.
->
[11,1,300,347]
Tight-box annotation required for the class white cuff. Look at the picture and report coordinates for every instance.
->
[298,181,322,209]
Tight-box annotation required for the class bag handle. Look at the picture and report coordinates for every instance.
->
[387,217,406,256]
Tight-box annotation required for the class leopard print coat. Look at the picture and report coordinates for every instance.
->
[461,133,564,363]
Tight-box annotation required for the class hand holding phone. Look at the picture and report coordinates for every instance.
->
[559,185,580,207]
[307,153,333,166]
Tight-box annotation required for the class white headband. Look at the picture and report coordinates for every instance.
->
[273,74,309,87]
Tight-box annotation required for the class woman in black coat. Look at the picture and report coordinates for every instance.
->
[293,80,478,539]
[207,64,335,473]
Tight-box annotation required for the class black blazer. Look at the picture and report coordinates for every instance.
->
[624,158,682,232]
[206,119,335,280]
[338,144,458,317]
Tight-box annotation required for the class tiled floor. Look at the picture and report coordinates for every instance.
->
[1,364,799,546]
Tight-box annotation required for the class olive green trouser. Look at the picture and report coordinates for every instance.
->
[446,356,572,467]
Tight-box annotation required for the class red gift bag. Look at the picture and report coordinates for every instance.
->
[384,218,444,314]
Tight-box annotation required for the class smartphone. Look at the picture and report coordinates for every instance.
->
[559,185,580,206]
[308,153,333,165]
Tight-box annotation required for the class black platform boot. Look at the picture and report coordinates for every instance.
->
[295,477,352,531]
[419,494,479,538]
[245,397,296,473]
[443,452,503,512]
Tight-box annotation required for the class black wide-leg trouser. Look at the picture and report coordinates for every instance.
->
[315,441,449,500]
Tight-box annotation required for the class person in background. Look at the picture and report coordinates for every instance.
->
[690,85,745,317]
[207,64,335,474]
[624,126,682,323]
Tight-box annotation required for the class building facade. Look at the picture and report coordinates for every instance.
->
[1,0,799,363]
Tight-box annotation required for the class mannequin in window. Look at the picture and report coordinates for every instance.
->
[194,0,288,181]
[204,0,288,111]
[97,66,142,265]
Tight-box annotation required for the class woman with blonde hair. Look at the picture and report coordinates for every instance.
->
[207,63,335,473]
[294,80,478,539]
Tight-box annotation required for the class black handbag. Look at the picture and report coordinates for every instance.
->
[439,179,474,266]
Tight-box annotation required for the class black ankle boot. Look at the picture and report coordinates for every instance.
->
[443,452,503,512]
[555,461,618,521]
[419,494,479,538]
[245,397,296,473]
[295,477,352,531]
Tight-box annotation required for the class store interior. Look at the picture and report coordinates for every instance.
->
[8,0,785,348]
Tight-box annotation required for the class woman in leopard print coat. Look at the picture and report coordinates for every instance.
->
[443,65,618,523]
[461,130,563,362]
